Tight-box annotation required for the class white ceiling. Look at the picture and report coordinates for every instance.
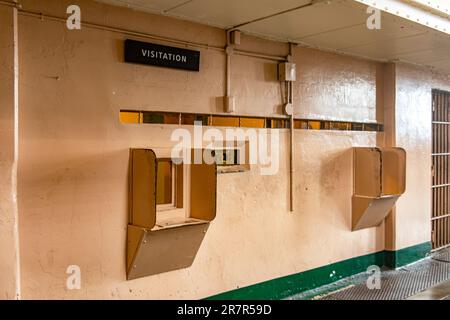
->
[97,0,450,74]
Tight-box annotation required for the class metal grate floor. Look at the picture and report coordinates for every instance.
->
[317,249,450,300]
[432,249,450,263]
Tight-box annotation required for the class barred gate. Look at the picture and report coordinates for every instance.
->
[432,89,450,250]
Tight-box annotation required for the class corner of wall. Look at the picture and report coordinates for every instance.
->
[384,242,432,269]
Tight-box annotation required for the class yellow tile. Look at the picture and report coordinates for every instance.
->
[120,111,141,124]
[240,117,265,128]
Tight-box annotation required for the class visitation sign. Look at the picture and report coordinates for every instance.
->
[124,39,200,71]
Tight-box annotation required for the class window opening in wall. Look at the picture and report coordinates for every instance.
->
[213,149,240,166]
[155,158,184,219]
[211,141,251,174]
[120,110,384,132]
[156,160,173,206]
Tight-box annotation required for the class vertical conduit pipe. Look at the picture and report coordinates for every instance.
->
[226,54,231,100]
[225,30,233,113]
[289,43,295,212]
[12,0,21,299]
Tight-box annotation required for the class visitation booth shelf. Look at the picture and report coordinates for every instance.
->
[127,148,216,280]
[352,147,406,231]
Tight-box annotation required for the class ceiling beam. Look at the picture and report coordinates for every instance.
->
[228,0,329,31]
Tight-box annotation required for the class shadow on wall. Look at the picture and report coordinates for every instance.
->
[319,148,352,230]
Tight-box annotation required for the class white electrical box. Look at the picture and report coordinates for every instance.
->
[278,63,296,82]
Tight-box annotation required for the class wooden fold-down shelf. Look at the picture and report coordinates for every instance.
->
[352,147,406,231]
[127,148,216,280]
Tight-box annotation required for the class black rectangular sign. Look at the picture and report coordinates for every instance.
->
[124,39,200,71]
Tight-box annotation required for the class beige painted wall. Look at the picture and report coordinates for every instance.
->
[0,0,445,299]
[393,65,450,250]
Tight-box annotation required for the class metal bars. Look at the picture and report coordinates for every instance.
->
[432,89,450,250]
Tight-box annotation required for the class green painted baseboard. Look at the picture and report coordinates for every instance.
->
[384,242,432,269]
[206,242,431,300]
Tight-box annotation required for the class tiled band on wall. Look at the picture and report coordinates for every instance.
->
[120,110,384,132]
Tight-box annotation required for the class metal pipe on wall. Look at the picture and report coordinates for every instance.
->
[0,0,18,7]
[12,2,21,299]
[0,1,286,62]
[19,9,224,52]
[233,49,286,62]
[288,43,295,213]
[225,30,233,113]
[226,54,231,98]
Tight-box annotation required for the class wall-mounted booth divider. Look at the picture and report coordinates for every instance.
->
[127,148,216,280]
[352,147,406,231]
